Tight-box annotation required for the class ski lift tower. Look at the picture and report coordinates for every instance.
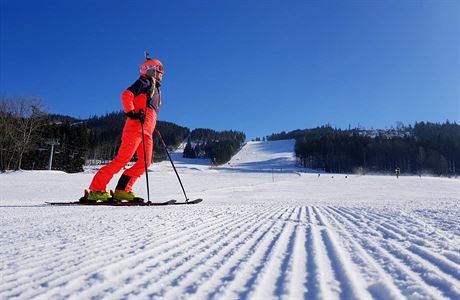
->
[46,139,60,170]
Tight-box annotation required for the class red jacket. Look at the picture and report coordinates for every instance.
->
[121,76,161,136]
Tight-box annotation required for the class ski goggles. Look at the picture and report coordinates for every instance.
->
[140,64,164,75]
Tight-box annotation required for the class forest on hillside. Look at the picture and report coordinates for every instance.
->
[0,98,245,172]
[267,122,460,176]
[183,128,246,165]
[1,98,457,176]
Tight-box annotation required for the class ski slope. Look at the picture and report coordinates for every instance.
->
[227,139,297,170]
[1,140,460,299]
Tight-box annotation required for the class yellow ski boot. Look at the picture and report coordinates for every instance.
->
[86,190,113,202]
[112,190,144,203]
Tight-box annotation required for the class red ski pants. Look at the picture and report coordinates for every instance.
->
[89,130,153,192]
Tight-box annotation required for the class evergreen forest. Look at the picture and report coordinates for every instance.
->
[0,99,244,172]
[266,122,460,176]
[183,128,246,165]
[1,98,458,176]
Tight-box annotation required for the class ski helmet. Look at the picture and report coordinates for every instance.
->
[139,59,164,77]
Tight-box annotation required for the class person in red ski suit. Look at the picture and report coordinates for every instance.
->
[87,58,164,201]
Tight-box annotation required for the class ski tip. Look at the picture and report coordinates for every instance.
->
[189,198,203,204]
[174,198,203,205]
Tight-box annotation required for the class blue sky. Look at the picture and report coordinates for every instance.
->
[1,0,458,139]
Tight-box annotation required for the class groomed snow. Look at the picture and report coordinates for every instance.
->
[1,140,460,299]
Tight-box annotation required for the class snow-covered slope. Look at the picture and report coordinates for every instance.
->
[227,139,297,170]
[1,140,460,299]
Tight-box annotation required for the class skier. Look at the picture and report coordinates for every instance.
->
[85,56,164,202]
[395,167,400,179]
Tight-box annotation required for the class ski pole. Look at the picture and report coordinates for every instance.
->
[155,129,189,202]
[139,110,151,203]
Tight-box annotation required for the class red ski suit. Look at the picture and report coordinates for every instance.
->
[89,76,160,192]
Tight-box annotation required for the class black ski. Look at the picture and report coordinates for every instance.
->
[172,198,203,205]
[45,198,203,206]
[45,199,177,206]
[146,200,177,206]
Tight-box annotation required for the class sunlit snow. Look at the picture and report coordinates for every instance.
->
[1,140,459,299]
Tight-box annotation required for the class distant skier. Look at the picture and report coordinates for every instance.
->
[85,56,164,201]
[395,167,400,179]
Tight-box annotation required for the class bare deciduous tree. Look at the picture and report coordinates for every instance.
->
[0,97,47,171]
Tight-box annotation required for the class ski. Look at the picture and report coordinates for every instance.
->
[45,199,177,206]
[146,200,177,206]
[172,198,203,205]
[45,198,203,206]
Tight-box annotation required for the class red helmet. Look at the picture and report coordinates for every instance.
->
[139,59,164,77]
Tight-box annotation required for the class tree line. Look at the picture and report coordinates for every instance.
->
[267,122,460,176]
[4,97,456,175]
[0,98,190,172]
[0,97,245,172]
[183,128,246,165]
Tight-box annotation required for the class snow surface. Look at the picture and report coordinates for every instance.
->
[1,139,460,299]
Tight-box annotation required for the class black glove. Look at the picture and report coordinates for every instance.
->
[125,110,145,124]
